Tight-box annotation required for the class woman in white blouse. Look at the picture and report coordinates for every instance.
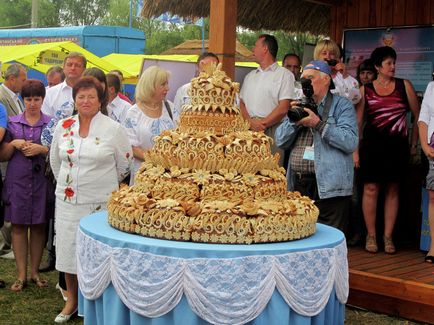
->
[418,81,434,263]
[50,76,132,323]
[123,66,179,184]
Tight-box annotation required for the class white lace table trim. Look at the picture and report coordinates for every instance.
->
[77,229,348,325]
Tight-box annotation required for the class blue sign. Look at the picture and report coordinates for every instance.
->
[344,26,434,92]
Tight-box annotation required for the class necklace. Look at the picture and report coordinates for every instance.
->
[376,78,393,88]
[142,101,161,111]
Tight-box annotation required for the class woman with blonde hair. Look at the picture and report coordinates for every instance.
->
[314,39,361,105]
[123,66,179,183]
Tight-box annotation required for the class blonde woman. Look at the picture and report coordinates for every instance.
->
[123,66,179,183]
[314,39,361,105]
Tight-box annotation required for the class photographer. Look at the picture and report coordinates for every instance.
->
[275,61,358,231]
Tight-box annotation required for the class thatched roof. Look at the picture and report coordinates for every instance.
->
[141,0,333,35]
[161,39,254,61]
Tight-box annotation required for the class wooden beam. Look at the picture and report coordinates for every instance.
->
[209,0,237,79]
[305,0,343,6]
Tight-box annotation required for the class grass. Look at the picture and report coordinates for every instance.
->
[0,250,426,325]
[0,252,82,325]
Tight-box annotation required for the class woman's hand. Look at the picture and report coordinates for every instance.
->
[10,139,28,150]
[353,150,360,168]
[410,146,418,156]
[20,143,47,157]
[334,62,348,78]
[422,145,434,159]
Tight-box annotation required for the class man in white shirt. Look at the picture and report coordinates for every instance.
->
[240,34,295,166]
[41,52,86,118]
[173,52,219,113]
[0,63,27,117]
[46,66,65,88]
[106,73,131,124]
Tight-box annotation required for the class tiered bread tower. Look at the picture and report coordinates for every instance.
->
[108,64,318,244]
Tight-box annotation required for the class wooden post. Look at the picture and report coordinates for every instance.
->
[209,0,237,79]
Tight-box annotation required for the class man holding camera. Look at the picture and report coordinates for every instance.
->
[240,34,294,167]
[275,60,358,231]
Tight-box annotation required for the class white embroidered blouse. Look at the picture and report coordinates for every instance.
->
[50,112,132,204]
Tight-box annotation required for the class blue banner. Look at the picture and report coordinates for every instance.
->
[344,26,434,92]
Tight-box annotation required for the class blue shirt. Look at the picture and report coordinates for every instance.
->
[0,103,7,129]
[275,94,358,199]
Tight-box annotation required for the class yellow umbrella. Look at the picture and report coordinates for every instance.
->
[0,41,136,83]
[103,53,258,80]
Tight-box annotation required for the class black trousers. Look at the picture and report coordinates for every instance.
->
[293,172,350,233]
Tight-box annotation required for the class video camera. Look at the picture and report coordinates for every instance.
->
[287,78,319,122]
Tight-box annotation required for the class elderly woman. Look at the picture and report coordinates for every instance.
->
[82,67,109,116]
[0,80,52,291]
[50,77,132,323]
[418,81,434,263]
[356,46,420,254]
[123,66,179,184]
[314,39,361,105]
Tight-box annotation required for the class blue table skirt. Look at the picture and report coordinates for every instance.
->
[78,212,347,325]
[79,286,344,325]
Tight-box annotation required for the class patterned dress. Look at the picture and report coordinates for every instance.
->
[360,78,410,183]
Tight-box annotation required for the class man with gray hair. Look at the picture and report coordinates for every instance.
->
[0,63,27,260]
[0,63,27,117]
[275,60,358,232]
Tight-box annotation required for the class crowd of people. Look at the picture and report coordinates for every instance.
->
[0,34,432,323]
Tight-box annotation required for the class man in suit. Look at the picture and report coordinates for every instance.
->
[0,64,27,117]
[0,63,27,259]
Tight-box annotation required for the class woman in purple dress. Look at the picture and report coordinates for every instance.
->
[355,46,420,254]
[1,80,52,291]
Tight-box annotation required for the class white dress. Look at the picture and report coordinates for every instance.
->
[50,112,132,274]
[123,101,179,184]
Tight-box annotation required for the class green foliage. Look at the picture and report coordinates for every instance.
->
[0,0,32,28]
[58,0,109,26]
[0,0,318,59]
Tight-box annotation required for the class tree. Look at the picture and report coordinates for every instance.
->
[0,0,33,28]
[58,0,109,26]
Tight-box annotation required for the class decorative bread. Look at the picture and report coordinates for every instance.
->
[108,63,318,244]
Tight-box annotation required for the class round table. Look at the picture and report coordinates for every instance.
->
[77,212,348,325]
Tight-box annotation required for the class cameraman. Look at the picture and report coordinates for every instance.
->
[275,60,358,231]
